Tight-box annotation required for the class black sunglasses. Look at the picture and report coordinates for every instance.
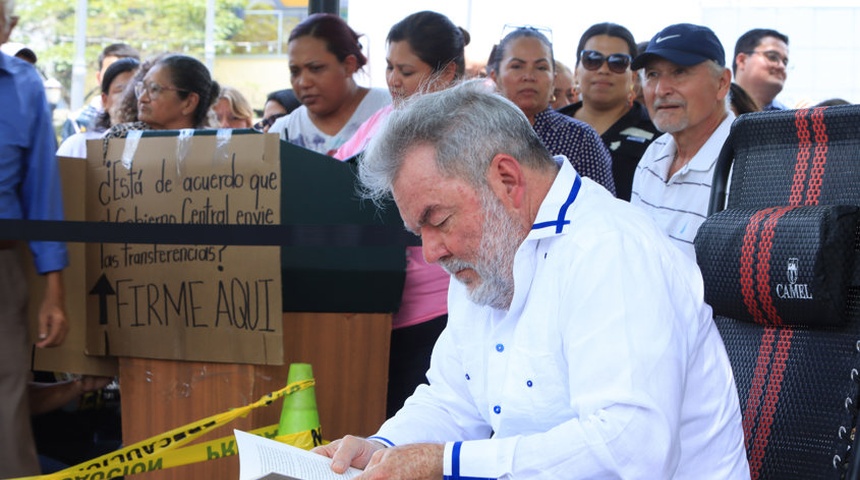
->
[253,113,286,132]
[580,50,632,74]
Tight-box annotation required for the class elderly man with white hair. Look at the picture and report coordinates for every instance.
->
[313,80,749,479]
[629,23,735,260]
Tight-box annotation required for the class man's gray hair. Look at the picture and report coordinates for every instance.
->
[359,79,556,205]
[638,59,731,113]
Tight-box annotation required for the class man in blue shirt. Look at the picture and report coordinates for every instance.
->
[1,0,70,475]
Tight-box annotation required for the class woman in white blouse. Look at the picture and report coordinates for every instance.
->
[270,13,390,156]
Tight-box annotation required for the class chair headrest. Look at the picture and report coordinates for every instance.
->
[695,205,860,326]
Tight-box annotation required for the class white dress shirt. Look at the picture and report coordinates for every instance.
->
[371,158,749,479]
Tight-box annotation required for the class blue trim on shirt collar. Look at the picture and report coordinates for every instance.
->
[531,173,581,234]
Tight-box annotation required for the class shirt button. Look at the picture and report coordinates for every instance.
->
[495,343,504,352]
[493,405,501,414]
[526,380,533,387]
[465,373,470,380]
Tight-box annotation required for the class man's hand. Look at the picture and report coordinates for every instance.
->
[359,443,444,480]
[313,435,385,472]
[35,271,68,348]
[313,437,444,480]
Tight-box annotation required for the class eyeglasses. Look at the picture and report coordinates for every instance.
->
[134,81,188,100]
[580,50,632,74]
[253,113,286,132]
[746,50,789,67]
[500,24,553,44]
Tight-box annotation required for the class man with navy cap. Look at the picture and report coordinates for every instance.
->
[629,23,733,260]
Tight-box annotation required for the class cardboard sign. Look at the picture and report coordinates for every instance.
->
[27,157,118,376]
[84,131,283,365]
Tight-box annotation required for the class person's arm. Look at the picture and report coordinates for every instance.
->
[315,324,490,476]
[22,66,69,349]
[29,376,112,415]
[35,270,68,348]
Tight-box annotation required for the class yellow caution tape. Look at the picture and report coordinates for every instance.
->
[10,379,322,480]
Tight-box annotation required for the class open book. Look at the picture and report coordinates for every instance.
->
[235,430,362,480]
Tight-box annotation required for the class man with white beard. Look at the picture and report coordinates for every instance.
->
[313,80,749,479]
[629,23,734,260]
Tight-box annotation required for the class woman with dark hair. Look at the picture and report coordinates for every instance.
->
[269,13,390,155]
[254,89,301,133]
[559,22,659,201]
[333,11,468,418]
[105,54,219,138]
[56,57,140,158]
[489,27,616,195]
[334,10,468,160]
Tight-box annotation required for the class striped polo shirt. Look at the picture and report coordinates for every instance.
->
[630,112,735,259]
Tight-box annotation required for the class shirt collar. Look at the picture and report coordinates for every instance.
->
[644,112,736,175]
[527,157,581,240]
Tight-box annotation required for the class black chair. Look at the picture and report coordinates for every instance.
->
[694,105,860,479]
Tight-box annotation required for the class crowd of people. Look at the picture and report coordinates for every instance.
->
[1,0,855,477]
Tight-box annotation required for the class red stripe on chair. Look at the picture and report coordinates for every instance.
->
[745,326,777,470]
[755,206,798,325]
[806,107,829,205]
[745,108,827,477]
[790,109,812,206]
[749,328,794,479]
[740,208,775,323]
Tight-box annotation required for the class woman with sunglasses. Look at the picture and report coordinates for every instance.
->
[105,53,219,139]
[254,89,301,133]
[333,10,468,418]
[560,23,659,201]
[269,13,390,156]
[489,27,616,195]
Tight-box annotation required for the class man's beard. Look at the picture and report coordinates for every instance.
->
[651,98,689,133]
[439,190,526,310]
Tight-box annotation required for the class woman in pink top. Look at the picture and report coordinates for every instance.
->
[335,11,469,417]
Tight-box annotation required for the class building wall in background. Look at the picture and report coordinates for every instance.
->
[347,1,858,106]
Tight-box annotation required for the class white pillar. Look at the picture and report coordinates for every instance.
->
[70,0,87,111]
[204,0,215,73]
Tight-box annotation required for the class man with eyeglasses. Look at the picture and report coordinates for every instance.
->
[0,0,70,476]
[629,23,734,260]
[733,28,790,111]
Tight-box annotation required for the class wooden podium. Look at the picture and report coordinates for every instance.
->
[118,139,407,478]
[120,311,391,479]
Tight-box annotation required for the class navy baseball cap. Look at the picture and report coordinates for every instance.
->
[631,23,725,70]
